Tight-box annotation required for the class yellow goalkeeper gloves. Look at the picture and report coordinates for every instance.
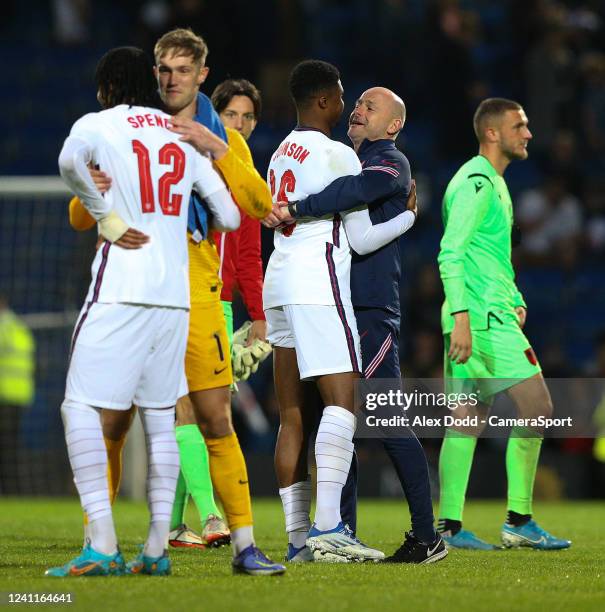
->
[231,321,272,382]
[232,321,253,347]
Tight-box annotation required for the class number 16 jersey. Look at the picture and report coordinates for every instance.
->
[65,104,226,309]
[263,128,362,309]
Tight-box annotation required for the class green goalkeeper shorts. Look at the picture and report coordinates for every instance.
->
[444,311,542,402]
[221,300,234,348]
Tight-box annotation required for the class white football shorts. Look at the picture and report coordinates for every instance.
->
[265,304,361,380]
[66,302,189,410]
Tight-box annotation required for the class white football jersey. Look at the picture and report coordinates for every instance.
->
[263,128,362,309]
[65,104,226,309]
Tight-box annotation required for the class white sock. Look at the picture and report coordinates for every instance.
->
[89,516,118,555]
[83,521,91,546]
[314,405,356,531]
[61,399,117,555]
[140,406,179,557]
[279,478,311,549]
[231,526,255,556]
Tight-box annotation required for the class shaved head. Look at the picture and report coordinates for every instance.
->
[364,87,406,123]
[348,86,406,147]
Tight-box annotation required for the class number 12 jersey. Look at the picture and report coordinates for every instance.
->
[64,104,226,309]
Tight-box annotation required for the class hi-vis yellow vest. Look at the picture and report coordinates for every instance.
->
[0,310,35,406]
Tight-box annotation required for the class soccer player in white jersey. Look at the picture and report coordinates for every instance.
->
[47,47,240,577]
[264,60,416,562]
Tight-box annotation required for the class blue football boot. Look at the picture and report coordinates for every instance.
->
[441,529,500,550]
[285,543,314,563]
[232,545,286,575]
[125,550,171,575]
[501,520,571,550]
[45,543,125,577]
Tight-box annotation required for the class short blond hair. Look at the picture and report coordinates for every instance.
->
[154,28,208,66]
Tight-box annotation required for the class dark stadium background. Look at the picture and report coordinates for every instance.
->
[1,0,604,500]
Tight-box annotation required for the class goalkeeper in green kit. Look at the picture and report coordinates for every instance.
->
[437,98,571,550]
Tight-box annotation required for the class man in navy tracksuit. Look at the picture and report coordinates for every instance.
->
[278,87,447,564]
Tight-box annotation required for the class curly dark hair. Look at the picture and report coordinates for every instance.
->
[95,47,163,110]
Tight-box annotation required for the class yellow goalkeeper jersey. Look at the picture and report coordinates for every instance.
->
[68,126,271,304]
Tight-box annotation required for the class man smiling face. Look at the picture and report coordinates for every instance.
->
[347,87,405,148]
[155,51,209,117]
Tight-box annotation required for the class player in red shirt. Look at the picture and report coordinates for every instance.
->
[211,79,266,345]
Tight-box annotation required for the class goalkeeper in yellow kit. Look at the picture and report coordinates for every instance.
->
[69,29,284,576]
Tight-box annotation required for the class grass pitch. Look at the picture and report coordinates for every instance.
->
[0,498,603,611]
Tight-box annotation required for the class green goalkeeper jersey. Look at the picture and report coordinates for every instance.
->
[438,155,526,334]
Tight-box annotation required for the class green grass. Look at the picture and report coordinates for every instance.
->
[0,498,603,611]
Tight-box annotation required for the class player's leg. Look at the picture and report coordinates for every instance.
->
[61,401,118,555]
[179,300,231,547]
[304,305,358,534]
[127,404,180,575]
[168,375,192,543]
[169,469,191,545]
[506,374,550,522]
[311,370,384,561]
[188,300,284,574]
[273,344,315,562]
[47,303,146,576]
[285,304,383,561]
[46,400,125,577]
[502,370,570,549]
[314,370,358,529]
[438,330,497,550]
[102,406,136,504]
[82,406,136,544]
[125,306,189,575]
[192,384,284,574]
[274,347,311,486]
[169,394,221,549]
[266,306,314,562]
[189,387,236,540]
[186,298,245,542]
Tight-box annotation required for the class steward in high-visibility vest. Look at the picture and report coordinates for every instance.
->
[594,395,605,463]
[0,304,35,407]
